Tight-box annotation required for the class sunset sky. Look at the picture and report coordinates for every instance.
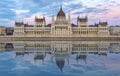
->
[0,0,120,27]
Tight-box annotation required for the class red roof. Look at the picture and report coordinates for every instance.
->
[35,16,45,22]
[24,24,34,27]
[71,23,77,27]
[46,24,51,27]
[57,7,65,17]
[99,22,108,27]
[77,16,88,22]
[15,22,23,26]
[35,18,45,22]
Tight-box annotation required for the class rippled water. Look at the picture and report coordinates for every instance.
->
[0,41,120,76]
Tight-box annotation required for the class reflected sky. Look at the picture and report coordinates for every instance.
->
[0,41,120,76]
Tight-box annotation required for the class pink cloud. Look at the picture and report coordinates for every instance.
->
[21,4,120,26]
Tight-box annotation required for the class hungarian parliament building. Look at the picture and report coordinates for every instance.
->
[13,7,110,37]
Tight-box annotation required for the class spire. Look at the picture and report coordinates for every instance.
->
[85,15,88,21]
[35,15,37,19]
[99,20,101,24]
[77,16,80,19]
[43,16,45,21]
[67,57,69,65]
[43,16,45,19]
[68,10,71,24]
[57,5,65,17]
[60,4,62,11]
[56,60,65,72]
[52,10,54,24]
[35,16,37,22]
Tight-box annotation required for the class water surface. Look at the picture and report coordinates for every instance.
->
[0,41,120,76]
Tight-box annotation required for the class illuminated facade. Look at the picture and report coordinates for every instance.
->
[0,26,6,36]
[110,26,120,35]
[13,7,109,37]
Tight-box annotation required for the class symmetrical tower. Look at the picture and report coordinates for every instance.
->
[35,16,46,27]
[77,16,88,27]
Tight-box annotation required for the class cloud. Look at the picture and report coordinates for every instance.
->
[12,65,30,70]
[11,9,30,15]
[22,11,52,25]
[0,18,14,27]
[0,0,120,26]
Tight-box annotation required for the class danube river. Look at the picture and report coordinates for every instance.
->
[0,41,120,76]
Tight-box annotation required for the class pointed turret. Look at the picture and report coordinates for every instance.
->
[52,11,54,24]
[57,6,65,17]
[77,15,88,27]
[56,60,65,72]
[68,11,71,24]
[85,15,88,21]
[35,15,46,27]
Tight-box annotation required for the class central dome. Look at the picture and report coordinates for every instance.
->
[57,7,65,17]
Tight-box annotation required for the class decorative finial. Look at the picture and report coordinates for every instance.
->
[78,16,80,19]
[99,20,101,23]
[22,21,23,24]
[35,15,37,19]
[60,4,62,10]
[86,14,88,18]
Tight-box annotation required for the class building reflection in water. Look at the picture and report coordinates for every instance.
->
[0,41,120,71]
[34,52,46,63]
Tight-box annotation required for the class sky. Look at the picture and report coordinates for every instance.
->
[0,0,120,27]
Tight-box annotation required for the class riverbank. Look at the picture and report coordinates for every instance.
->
[0,36,120,41]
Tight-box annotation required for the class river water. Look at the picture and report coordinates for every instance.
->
[0,41,120,76]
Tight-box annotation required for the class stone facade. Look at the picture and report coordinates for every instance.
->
[109,26,120,35]
[13,7,110,37]
[0,26,6,36]
[6,27,14,35]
